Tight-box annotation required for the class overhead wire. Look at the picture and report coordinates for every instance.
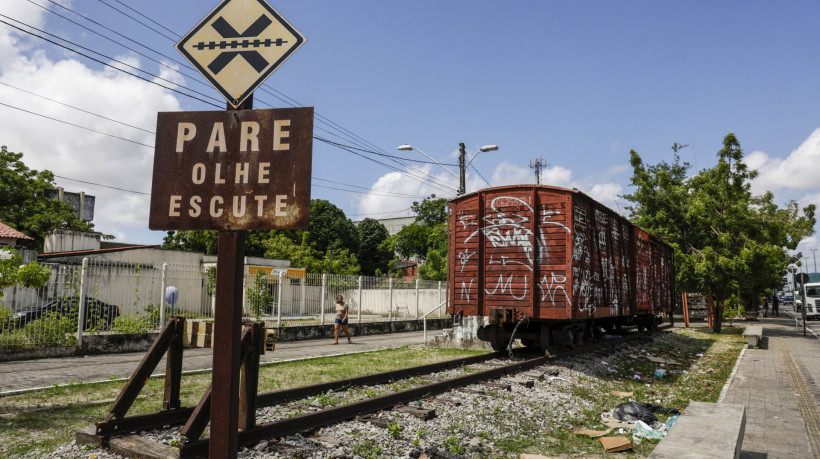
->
[0,101,154,148]
[471,164,493,188]
[7,3,463,196]
[0,80,155,134]
[0,16,223,108]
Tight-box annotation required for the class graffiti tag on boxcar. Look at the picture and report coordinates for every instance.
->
[484,274,528,300]
[537,273,571,305]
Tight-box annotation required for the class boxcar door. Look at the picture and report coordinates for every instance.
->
[481,191,537,319]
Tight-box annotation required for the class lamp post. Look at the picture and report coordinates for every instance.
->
[397,143,498,196]
[811,248,818,273]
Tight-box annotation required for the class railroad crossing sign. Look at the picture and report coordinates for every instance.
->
[176,0,306,107]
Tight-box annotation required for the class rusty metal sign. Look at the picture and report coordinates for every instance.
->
[149,107,313,231]
[176,0,306,108]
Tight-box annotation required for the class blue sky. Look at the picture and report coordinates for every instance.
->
[1,0,818,268]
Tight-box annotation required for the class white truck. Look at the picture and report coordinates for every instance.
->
[795,283,820,320]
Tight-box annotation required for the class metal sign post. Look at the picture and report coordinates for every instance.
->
[147,2,308,455]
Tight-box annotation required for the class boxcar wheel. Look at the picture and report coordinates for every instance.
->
[488,325,507,351]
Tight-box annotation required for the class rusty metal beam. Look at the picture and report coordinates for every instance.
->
[164,317,185,410]
[239,323,264,431]
[180,385,211,444]
[210,229,246,459]
[105,318,178,421]
[96,407,195,436]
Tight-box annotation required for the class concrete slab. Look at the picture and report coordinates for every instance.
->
[742,325,763,347]
[649,401,746,459]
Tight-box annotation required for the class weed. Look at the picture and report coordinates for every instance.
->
[444,436,465,454]
[351,439,382,459]
[388,420,402,439]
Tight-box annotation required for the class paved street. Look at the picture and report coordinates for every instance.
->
[721,305,820,459]
[0,330,429,393]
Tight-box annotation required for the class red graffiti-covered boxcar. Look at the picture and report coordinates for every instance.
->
[448,185,673,352]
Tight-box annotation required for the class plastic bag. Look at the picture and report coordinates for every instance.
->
[644,402,680,415]
[665,414,680,431]
[633,420,665,439]
[613,402,658,424]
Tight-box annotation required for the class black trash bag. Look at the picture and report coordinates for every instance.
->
[644,402,680,416]
[613,402,658,424]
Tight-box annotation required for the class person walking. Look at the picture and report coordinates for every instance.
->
[772,295,779,317]
[762,298,768,318]
[333,295,351,344]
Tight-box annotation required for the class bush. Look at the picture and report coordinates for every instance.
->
[0,306,14,332]
[24,312,76,347]
[112,314,154,334]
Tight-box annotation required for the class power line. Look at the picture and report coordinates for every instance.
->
[51,1,459,192]
[53,175,149,195]
[0,101,154,148]
[96,0,179,42]
[0,80,155,134]
[7,5,460,195]
[312,177,427,198]
[111,0,180,39]
[0,16,223,108]
[470,164,493,188]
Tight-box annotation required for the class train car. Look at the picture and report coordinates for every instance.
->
[448,185,674,352]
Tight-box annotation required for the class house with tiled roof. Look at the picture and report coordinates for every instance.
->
[0,222,33,247]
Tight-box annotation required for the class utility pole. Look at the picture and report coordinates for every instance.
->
[812,248,818,274]
[458,142,466,196]
[529,157,549,185]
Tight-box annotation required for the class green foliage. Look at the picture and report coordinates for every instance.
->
[111,314,154,334]
[205,266,217,296]
[351,440,382,459]
[0,248,52,297]
[0,146,100,250]
[391,195,449,279]
[162,230,275,256]
[308,199,360,255]
[624,134,816,332]
[388,419,402,439]
[24,311,76,346]
[444,435,465,454]
[265,232,359,275]
[246,271,274,319]
[356,218,392,276]
[0,306,14,332]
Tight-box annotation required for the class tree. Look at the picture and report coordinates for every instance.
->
[264,232,359,275]
[391,195,449,280]
[0,247,51,297]
[356,218,392,276]
[308,200,359,255]
[624,134,816,333]
[162,229,283,257]
[0,146,97,250]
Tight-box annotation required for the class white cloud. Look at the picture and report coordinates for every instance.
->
[354,166,459,219]
[0,1,181,243]
[750,128,820,195]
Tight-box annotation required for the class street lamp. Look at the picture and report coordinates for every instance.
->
[397,143,499,195]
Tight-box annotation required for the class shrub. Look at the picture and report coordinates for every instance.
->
[24,312,76,347]
[112,314,154,334]
[0,306,14,332]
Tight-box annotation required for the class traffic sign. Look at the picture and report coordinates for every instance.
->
[176,0,306,108]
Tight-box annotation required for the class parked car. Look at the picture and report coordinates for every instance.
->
[13,296,120,331]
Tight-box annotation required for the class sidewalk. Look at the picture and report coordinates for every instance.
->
[0,330,428,393]
[720,306,820,459]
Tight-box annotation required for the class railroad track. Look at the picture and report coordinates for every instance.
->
[80,328,665,458]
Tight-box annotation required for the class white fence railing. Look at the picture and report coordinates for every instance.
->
[0,258,449,350]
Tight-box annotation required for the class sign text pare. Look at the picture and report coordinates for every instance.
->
[149,107,313,231]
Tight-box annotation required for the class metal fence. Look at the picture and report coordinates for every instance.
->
[0,258,449,350]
